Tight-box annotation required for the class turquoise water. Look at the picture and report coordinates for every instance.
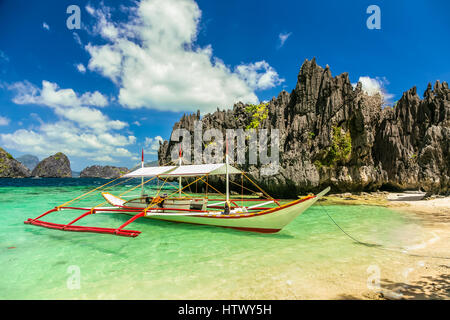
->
[0,179,431,299]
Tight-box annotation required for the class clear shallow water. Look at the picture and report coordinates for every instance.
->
[0,178,431,299]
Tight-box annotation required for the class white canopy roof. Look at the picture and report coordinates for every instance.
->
[160,163,242,177]
[123,166,176,177]
[124,163,241,178]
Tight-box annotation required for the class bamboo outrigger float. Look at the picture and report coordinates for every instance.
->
[24,150,330,237]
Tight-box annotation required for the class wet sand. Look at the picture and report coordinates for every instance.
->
[320,193,450,300]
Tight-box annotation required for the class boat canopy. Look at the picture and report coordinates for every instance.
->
[123,166,176,177]
[160,163,242,177]
[124,163,242,178]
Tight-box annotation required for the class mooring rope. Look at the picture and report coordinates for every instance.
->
[318,202,450,260]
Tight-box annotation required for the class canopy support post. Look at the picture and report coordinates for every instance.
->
[225,139,229,204]
[178,144,182,198]
[178,159,182,198]
[141,148,144,197]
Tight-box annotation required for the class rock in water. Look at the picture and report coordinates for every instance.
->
[80,165,129,178]
[32,152,72,178]
[16,154,39,171]
[159,58,450,197]
[0,147,31,178]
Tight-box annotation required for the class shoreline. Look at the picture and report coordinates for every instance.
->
[320,191,450,214]
[317,192,450,300]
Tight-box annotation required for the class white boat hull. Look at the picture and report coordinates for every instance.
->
[119,187,330,233]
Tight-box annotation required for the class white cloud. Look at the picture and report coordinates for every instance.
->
[84,0,283,113]
[76,63,86,73]
[92,155,116,162]
[10,81,112,125]
[0,121,136,161]
[144,135,163,154]
[11,80,88,107]
[278,32,292,48]
[85,4,95,16]
[86,43,123,82]
[353,76,394,103]
[2,81,136,164]
[73,32,83,46]
[43,22,50,30]
[235,61,284,90]
[133,121,141,126]
[0,116,10,126]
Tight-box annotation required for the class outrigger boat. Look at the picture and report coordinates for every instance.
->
[24,151,330,237]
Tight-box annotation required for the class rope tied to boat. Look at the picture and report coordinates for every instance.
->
[318,202,450,260]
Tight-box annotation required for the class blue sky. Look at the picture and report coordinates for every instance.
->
[0,0,449,170]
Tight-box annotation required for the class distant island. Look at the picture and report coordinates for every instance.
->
[0,147,31,177]
[31,152,72,178]
[16,154,39,171]
[0,149,129,179]
[80,165,129,178]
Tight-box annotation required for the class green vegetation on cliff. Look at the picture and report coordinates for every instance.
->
[316,126,352,167]
[245,102,269,130]
[0,147,31,177]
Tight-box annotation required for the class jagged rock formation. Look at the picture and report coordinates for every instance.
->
[16,154,39,171]
[80,165,128,178]
[159,58,449,197]
[0,147,31,178]
[32,152,72,178]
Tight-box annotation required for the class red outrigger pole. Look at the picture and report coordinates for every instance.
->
[24,206,145,237]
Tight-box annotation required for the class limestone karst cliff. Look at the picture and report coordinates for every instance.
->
[159,58,449,197]
[32,152,72,178]
[80,165,129,178]
[0,147,31,178]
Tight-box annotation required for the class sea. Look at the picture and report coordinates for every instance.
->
[0,178,433,299]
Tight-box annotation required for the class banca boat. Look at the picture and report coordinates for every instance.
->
[25,153,330,237]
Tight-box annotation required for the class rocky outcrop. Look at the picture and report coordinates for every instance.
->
[16,154,39,171]
[80,165,128,178]
[159,58,449,197]
[0,147,31,178]
[32,152,72,178]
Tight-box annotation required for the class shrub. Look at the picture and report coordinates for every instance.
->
[315,126,352,167]
[245,102,269,130]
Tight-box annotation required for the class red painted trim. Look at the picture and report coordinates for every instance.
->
[190,195,315,220]
[209,198,281,202]
[227,226,281,233]
[24,218,141,237]
[65,195,315,220]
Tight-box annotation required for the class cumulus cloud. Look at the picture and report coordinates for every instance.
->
[9,81,117,133]
[278,32,292,48]
[75,63,86,73]
[84,0,283,113]
[0,121,136,161]
[10,80,108,108]
[144,135,163,154]
[42,22,50,30]
[235,61,284,90]
[2,81,135,163]
[353,76,394,103]
[73,32,83,46]
[92,155,116,162]
[0,116,10,126]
